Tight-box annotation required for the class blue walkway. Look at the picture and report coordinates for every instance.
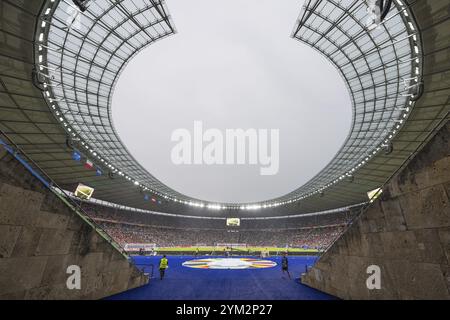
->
[107,256,336,300]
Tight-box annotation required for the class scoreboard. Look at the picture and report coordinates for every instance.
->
[226,218,240,227]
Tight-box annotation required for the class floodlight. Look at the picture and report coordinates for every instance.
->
[383,142,393,155]
[74,183,94,200]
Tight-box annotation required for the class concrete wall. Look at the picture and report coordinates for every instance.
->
[302,121,449,299]
[0,146,148,299]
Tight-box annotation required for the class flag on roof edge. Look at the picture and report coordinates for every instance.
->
[84,159,94,169]
[72,151,81,161]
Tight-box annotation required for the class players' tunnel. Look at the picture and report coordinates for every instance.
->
[0,0,448,300]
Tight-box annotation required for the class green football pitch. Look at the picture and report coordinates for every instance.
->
[155,246,319,254]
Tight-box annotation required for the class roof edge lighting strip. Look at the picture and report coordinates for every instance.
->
[34,0,422,210]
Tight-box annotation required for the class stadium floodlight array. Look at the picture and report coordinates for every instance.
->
[62,188,363,221]
[34,0,421,211]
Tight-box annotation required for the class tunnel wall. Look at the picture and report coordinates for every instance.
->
[302,121,449,299]
[0,145,148,299]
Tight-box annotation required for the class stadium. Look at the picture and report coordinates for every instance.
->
[0,0,449,303]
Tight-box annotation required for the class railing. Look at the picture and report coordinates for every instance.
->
[315,111,449,263]
[134,263,155,279]
[0,128,142,269]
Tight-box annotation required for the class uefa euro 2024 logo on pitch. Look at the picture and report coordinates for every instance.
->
[171,121,279,176]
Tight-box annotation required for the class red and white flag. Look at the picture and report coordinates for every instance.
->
[84,159,94,169]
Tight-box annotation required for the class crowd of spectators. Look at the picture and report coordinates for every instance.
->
[97,221,345,249]
[82,203,355,229]
[82,203,353,249]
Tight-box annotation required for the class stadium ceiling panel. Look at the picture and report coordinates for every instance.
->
[0,0,448,217]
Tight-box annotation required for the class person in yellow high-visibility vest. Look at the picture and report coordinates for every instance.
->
[159,255,169,280]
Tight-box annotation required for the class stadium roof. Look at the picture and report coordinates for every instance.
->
[0,0,448,217]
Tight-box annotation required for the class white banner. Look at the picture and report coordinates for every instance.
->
[124,243,156,252]
[215,243,247,248]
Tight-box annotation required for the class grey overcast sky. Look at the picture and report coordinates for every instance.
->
[112,0,352,203]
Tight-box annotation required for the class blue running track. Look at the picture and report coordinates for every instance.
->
[106,255,336,300]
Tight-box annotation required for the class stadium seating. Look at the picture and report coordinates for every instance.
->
[98,221,345,249]
[83,205,350,249]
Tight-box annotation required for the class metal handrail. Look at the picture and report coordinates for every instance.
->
[135,263,155,278]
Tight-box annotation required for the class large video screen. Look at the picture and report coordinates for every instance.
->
[226,218,240,227]
[367,187,382,202]
[74,183,95,200]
